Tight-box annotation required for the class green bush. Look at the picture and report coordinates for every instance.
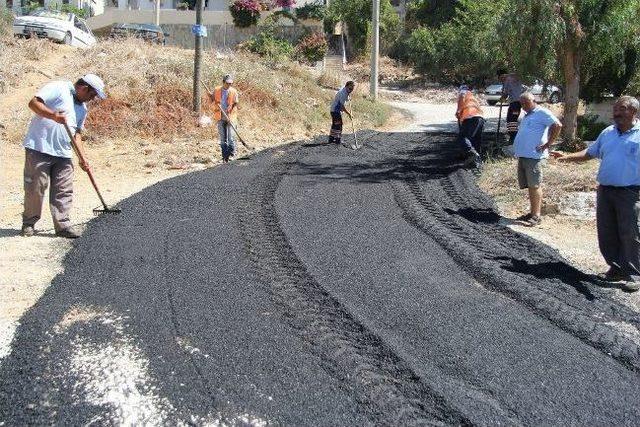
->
[245,30,294,63]
[295,1,325,21]
[576,114,609,142]
[295,32,327,63]
[396,0,507,85]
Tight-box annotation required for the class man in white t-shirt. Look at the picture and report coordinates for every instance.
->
[21,74,106,238]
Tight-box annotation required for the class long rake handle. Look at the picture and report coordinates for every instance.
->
[496,102,503,144]
[62,121,110,211]
[350,115,359,149]
[201,80,252,150]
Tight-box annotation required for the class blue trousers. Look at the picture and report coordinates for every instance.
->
[217,120,236,160]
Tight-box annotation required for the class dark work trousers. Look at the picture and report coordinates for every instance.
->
[329,112,343,144]
[458,116,485,154]
[596,185,640,277]
[506,101,522,142]
[22,148,74,232]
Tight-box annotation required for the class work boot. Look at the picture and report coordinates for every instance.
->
[20,224,35,237]
[619,279,640,292]
[597,267,627,282]
[55,226,82,239]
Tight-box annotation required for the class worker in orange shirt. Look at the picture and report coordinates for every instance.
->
[455,85,485,168]
[210,74,239,163]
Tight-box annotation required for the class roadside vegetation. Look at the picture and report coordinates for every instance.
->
[389,0,640,145]
[0,13,390,167]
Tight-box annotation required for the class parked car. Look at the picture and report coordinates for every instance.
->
[485,79,563,105]
[13,9,96,48]
[109,23,168,45]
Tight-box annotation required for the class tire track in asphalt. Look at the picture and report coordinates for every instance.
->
[387,137,640,373]
[238,146,477,426]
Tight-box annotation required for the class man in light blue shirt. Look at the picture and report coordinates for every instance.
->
[328,81,354,145]
[513,92,562,226]
[552,96,640,292]
[21,74,106,239]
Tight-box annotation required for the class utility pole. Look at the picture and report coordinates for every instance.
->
[370,0,380,100]
[193,0,204,112]
[154,0,160,25]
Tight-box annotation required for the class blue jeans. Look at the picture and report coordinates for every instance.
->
[217,120,236,159]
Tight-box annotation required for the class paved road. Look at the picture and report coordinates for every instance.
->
[1,132,640,425]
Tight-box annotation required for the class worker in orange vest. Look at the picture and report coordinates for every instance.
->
[455,84,485,168]
[210,74,239,163]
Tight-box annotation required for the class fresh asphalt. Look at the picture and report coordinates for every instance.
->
[1,132,639,425]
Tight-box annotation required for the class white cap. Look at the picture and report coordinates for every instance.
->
[223,74,233,84]
[82,73,107,99]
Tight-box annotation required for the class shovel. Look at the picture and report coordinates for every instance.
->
[63,121,121,215]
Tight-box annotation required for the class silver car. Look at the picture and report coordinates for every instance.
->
[13,9,96,48]
[485,79,563,105]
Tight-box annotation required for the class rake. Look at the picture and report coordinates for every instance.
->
[201,80,253,150]
[63,122,121,215]
[350,113,359,150]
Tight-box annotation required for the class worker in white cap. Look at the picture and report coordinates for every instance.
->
[20,74,107,238]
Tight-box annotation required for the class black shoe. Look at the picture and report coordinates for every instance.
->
[515,213,533,221]
[55,226,81,239]
[524,215,542,227]
[619,280,640,292]
[20,224,35,237]
[597,267,626,282]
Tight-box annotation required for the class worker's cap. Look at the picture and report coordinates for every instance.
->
[458,84,469,93]
[223,74,234,84]
[82,73,107,99]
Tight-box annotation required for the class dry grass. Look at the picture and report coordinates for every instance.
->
[479,156,599,217]
[1,37,390,161]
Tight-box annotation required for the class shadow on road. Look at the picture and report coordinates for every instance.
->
[494,256,598,301]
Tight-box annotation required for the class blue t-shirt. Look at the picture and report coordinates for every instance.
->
[220,88,238,112]
[23,81,87,159]
[586,122,640,186]
[514,106,560,159]
[331,87,350,113]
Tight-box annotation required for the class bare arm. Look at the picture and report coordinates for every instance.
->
[536,122,562,151]
[72,131,91,172]
[28,97,66,124]
[550,148,592,162]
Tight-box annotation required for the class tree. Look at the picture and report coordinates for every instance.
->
[326,0,400,57]
[398,0,507,84]
[405,0,458,31]
[503,0,640,142]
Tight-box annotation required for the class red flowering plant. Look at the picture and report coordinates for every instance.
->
[272,0,295,8]
[229,0,261,27]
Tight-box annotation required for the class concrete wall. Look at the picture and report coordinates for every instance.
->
[163,21,317,49]
[88,8,322,49]
[88,9,322,29]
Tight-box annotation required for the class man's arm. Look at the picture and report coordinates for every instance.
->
[28,97,66,124]
[72,131,91,172]
[550,148,592,162]
[536,122,562,151]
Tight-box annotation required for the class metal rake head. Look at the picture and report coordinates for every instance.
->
[93,206,122,215]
